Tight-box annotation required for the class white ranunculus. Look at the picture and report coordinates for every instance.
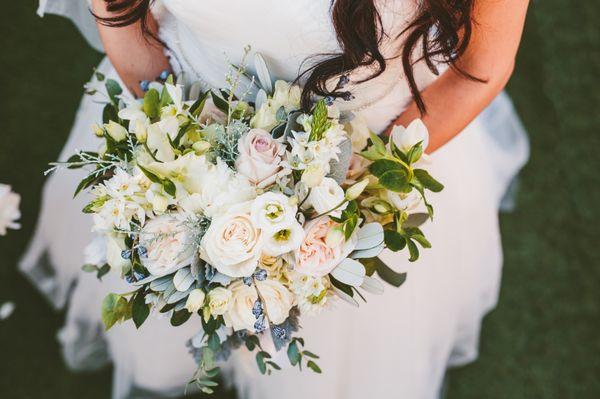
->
[235,129,287,188]
[104,121,128,142]
[250,192,297,232]
[256,279,294,325]
[263,221,305,257]
[185,289,206,313]
[0,184,20,236]
[390,118,429,153]
[200,205,263,277]
[223,281,258,331]
[139,214,195,276]
[106,233,131,272]
[207,287,232,316]
[306,177,348,217]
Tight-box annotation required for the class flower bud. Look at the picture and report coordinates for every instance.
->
[104,121,128,142]
[93,123,104,138]
[134,120,147,143]
[185,289,206,313]
[192,140,211,155]
[345,179,369,200]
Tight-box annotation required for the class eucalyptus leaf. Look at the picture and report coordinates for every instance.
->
[255,89,268,111]
[173,267,194,292]
[355,222,384,251]
[350,242,385,259]
[360,275,385,295]
[254,53,273,94]
[330,258,366,287]
[328,138,352,184]
[166,287,193,304]
[331,286,359,307]
[149,275,173,292]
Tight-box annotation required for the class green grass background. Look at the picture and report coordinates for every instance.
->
[0,2,598,398]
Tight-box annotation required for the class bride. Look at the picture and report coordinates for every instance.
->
[23,0,529,398]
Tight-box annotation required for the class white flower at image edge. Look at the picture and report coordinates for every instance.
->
[250,192,297,231]
[139,214,195,276]
[200,205,264,278]
[0,184,21,236]
[389,118,429,153]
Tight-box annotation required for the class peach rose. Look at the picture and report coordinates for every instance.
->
[294,217,357,277]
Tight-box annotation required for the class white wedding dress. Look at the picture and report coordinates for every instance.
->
[24,1,529,398]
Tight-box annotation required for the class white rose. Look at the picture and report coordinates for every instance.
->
[0,184,21,236]
[250,192,297,232]
[306,177,348,217]
[250,105,278,131]
[200,206,263,277]
[224,281,258,331]
[235,129,287,188]
[106,233,131,272]
[139,214,195,276]
[271,80,301,112]
[104,121,128,142]
[263,221,305,257]
[390,119,429,153]
[256,279,294,325]
[185,289,206,313]
[207,287,232,316]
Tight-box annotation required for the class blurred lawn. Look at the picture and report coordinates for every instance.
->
[0,2,598,398]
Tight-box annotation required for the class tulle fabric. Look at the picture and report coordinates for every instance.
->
[23,1,529,398]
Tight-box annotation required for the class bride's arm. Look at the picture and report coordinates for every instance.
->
[389,0,530,153]
[91,0,171,97]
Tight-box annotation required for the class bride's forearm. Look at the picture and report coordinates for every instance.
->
[91,0,171,97]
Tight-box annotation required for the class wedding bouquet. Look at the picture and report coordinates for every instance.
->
[51,52,442,393]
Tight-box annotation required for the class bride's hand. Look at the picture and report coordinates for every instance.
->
[91,0,171,97]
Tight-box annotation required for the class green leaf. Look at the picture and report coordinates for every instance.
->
[162,179,177,197]
[105,79,123,104]
[190,91,209,117]
[368,159,404,178]
[379,169,409,192]
[96,264,111,280]
[302,350,320,359]
[74,173,101,197]
[143,89,160,119]
[102,103,119,124]
[132,290,150,328]
[81,264,97,273]
[256,352,267,375]
[170,309,192,326]
[266,361,281,370]
[407,239,419,262]
[329,275,354,297]
[159,83,173,108]
[101,293,128,330]
[137,165,162,184]
[413,169,444,192]
[207,333,221,353]
[406,142,423,164]
[287,341,301,366]
[384,230,407,252]
[210,91,230,114]
[371,257,407,287]
[307,360,322,374]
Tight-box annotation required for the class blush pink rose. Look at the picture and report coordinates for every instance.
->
[294,217,357,277]
[235,129,286,188]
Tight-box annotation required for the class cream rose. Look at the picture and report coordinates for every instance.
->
[185,289,206,313]
[207,287,232,316]
[200,207,264,277]
[235,129,286,188]
[294,217,357,277]
[223,281,258,331]
[139,214,195,276]
[256,279,294,325]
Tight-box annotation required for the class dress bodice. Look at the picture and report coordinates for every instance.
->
[155,0,440,133]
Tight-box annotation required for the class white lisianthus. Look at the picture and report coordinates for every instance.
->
[306,177,348,217]
[106,233,131,272]
[294,217,357,277]
[256,279,294,325]
[250,192,297,232]
[185,289,206,313]
[235,129,287,188]
[390,119,429,153]
[301,163,326,188]
[104,121,128,142]
[139,214,195,276]
[200,205,263,277]
[207,287,232,316]
[263,221,305,257]
[0,184,20,236]
[223,281,258,331]
[290,272,331,315]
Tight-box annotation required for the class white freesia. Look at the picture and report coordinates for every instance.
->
[200,205,263,277]
[185,289,206,313]
[390,118,429,152]
[235,129,287,188]
[0,184,21,236]
[104,120,128,142]
[306,177,348,217]
[250,192,297,232]
[256,279,294,325]
[139,213,195,276]
[263,221,305,257]
[224,281,258,331]
[207,287,232,316]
